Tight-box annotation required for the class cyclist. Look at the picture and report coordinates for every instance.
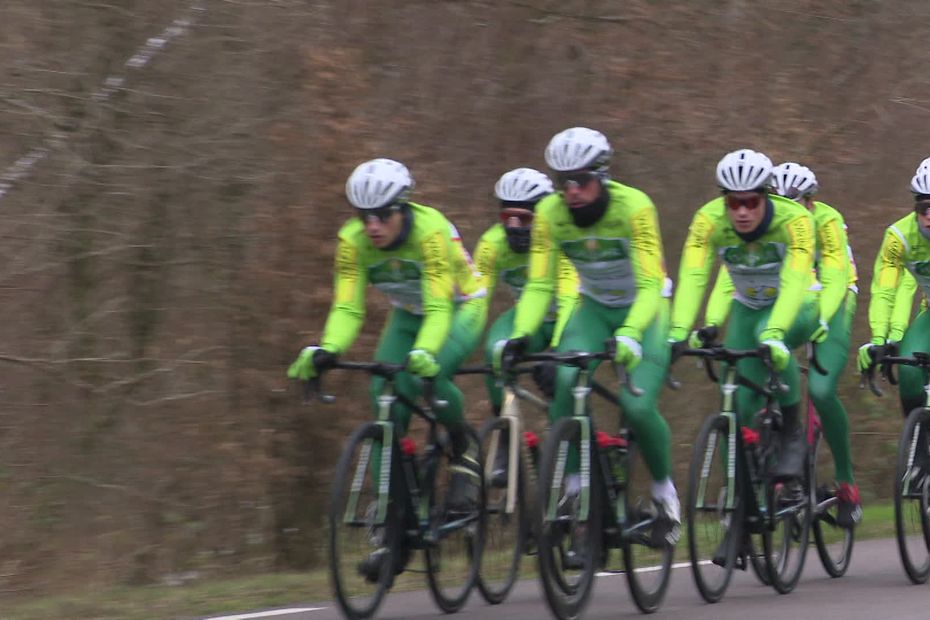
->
[474,168,579,487]
[287,158,489,527]
[494,127,681,544]
[697,163,862,527]
[858,164,930,480]
[669,149,817,485]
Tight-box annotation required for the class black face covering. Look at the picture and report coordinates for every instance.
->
[734,197,774,243]
[568,183,609,228]
[382,203,413,251]
[505,226,531,253]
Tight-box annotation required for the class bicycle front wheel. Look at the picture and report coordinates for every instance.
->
[621,439,673,613]
[329,422,401,620]
[811,431,854,578]
[536,416,601,620]
[687,413,741,603]
[425,428,487,612]
[894,407,930,584]
[476,416,527,604]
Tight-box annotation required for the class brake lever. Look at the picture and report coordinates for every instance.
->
[303,377,336,405]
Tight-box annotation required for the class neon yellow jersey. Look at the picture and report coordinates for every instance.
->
[511,180,668,341]
[670,194,815,341]
[474,223,579,347]
[320,203,486,355]
[869,213,930,341]
[703,199,855,328]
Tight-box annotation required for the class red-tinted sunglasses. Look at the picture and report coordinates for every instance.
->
[724,192,765,211]
[499,208,534,227]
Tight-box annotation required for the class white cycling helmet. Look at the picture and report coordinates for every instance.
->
[771,162,818,200]
[715,149,774,192]
[911,168,930,196]
[544,127,612,173]
[494,168,554,202]
[345,158,414,209]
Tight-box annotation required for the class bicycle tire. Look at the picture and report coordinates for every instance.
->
[687,413,741,603]
[425,427,487,612]
[811,431,854,578]
[476,416,528,604]
[536,416,601,620]
[894,407,930,584]
[329,422,401,620]
[621,439,674,613]
[762,453,812,594]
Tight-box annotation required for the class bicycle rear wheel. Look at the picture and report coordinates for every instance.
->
[330,422,401,620]
[894,407,930,584]
[762,469,812,594]
[811,431,854,578]
[536,416,601,620]
[621,439,673,613]
[476,416,527,604]
[425,428,487,612]
[687,413,741,603]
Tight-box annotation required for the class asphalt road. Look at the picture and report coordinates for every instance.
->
[205,537,929,620]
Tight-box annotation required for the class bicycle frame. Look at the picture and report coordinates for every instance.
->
[311,364,456,547]
[684,348,786,530]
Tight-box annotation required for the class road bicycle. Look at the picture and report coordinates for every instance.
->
[510,349,675,618]
[308,361,487,619]
[862,350,930,584]
[678,336,811,601]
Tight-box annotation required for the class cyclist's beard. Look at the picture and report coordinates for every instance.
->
[568,185,609,228]
[505,226,531,253]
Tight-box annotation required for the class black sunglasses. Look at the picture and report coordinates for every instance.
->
[357,203,402,223]
[556,170,599,190]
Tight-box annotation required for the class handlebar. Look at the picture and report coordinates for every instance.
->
[861,350,930,398]
[301,361,447,418]
[507,349,644,396]
[671,342,787,396]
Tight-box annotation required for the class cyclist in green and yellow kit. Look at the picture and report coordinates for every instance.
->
[859,164,930,481]
[494,127,681,543]
[669,149,818,486]
[287,158,489,531]
[698,162,862,527]
[475,168,579,486]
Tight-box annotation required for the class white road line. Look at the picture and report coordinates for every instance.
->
[203,607,327,620]
[0,1,207,201]
[597,559,710,577]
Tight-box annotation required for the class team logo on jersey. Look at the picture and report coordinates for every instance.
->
[369,259,421,283]
[561,237,628,262]
[722,242,782,268]
[912,261,930,277]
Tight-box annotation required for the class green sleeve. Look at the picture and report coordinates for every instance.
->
[889,270,918,342]
[512,209,557,338]
[412,229,455,354]
[670,210,717,341]
[704,265,734,327]
[619,202,665,339]
[815,213,850,325]
[550,250,580,347]
[761,212,815,337]
[870,227,908,341]
[321,236,367,354]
